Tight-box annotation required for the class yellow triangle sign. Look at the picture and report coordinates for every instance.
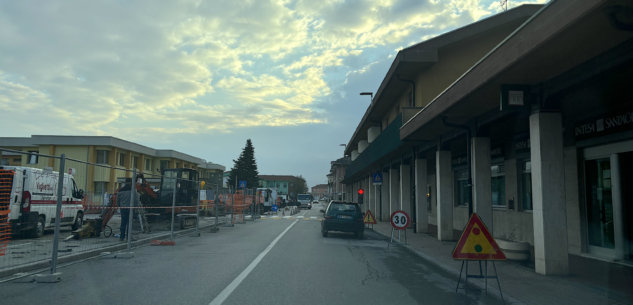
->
[363,210,377,224]
[452,213,506,260]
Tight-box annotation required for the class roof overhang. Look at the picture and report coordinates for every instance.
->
[401,0,633,141]
[344,4,544,155]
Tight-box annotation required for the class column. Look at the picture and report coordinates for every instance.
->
[530,112,569,275]
[373,176,378,215]
[472,137,492,229]
[353,181,358,203]
[436,151,453,241]
[365,176,370,213]
[389,167,399,216]
[400,164,411,216]
[381,170,390,221]
[415,158,428,233]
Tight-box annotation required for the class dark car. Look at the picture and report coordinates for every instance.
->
[320,201,364,239]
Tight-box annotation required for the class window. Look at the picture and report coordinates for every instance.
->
[96,150,109,164]
[491,164,506,207]
[28,151,38,164]
[94,182,109,205]
[0,158,8,165]
[427,185,432,212]
[160,160,169,171]
[276,183,280,188]
[176,162,180,168]
[145,159,152,171]
[13,158,21,163]
[132,156,138,169]
[455,170,469,206]
[117,153,125,167]
[283,183,287,188]
[521,160,533,210]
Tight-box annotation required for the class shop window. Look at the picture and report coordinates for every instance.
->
[491,164,506,207]
[96,150,109,164]
[455,170,469,206]
[521,160,533,210]
[427,185,432,212]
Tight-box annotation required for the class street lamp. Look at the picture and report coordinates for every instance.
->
[360,92,373,103]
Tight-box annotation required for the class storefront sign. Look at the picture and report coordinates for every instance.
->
[575,108,633,141]
[500,84,531,113]
[453,146,504,166]
[491,146,503,158]
[514,137,530,154]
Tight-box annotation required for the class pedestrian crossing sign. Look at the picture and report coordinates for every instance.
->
[452,213,506,260]
[363,210,377,224]
[239,180,247,188]
[372,173,383,185]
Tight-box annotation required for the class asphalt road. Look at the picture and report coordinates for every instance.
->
[0,202,500,305]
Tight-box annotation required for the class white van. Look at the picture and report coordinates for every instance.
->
[0,166,85,238]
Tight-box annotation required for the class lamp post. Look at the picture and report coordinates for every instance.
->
[360,92,373,104]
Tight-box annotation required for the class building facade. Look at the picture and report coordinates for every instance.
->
[328,157,350,201]
[0,135,224,204]
[311,184,328,199]
[339,0,633,276]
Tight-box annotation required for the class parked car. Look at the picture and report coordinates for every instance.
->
[320,201,364,239]
[313,199,319,204]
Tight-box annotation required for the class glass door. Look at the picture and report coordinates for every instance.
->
[585,158,616,257]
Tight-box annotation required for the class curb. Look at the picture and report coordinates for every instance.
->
[0,221,224,280]
[371,228,525,305]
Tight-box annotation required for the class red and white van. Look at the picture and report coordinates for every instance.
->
[1,166,84,238]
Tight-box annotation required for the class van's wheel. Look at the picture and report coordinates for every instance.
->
[71,212,83,231]
[30,216,45,238]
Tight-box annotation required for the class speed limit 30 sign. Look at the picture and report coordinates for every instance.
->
[390,210,410,230]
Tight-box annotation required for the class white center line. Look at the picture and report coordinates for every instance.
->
[208,219,299,305]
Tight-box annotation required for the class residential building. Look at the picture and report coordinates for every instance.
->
[327,157,350,201]
[0,135,224,204]
[341,0,633,276]
[258,175,295,196]
[311,184,328,199]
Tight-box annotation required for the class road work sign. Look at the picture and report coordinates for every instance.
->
[239,180,247,188]
[363,210,377,224]
[372,173,383,185]
[452,213,506,260]
[390,210,409,230]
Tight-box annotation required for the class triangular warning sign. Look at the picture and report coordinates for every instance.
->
[363,210,377,224]
[452,213,506,260]
[374,175,381,182]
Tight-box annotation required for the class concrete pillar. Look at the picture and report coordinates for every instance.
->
[353,181,358,203]
[436,151,453,241]
[530,112,569,275]
[472,137,492,230]
[415,158,428,233]
[389,167,399,216]
[400,164,411,216]
[381,170,390,222]
[365,176,371,213]
[368,126,381,143]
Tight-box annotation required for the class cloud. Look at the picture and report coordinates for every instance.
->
[0,0,547,187]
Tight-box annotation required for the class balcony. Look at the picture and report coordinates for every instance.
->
[343,113,407,183]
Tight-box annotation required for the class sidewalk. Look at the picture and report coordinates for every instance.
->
[371,222,632,305]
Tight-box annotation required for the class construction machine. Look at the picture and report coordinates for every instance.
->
[67,168,199,240]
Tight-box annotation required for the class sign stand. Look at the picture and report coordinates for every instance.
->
[452,213,506,298]
[388,210,409,248]
[455,260,503,299]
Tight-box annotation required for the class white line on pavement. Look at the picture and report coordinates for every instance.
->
[208,219,299,305]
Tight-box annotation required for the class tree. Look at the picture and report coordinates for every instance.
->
[227,139,259,191]
[291,175,308,199]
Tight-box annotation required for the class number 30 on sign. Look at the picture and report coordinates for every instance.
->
[390,210,410,230]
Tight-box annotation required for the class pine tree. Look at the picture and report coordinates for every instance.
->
[227,139,259,191]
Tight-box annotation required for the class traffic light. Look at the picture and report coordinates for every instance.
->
[358,189,364,204]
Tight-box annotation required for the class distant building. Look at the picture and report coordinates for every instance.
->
[311,184,328,199]
[327,157,350,201]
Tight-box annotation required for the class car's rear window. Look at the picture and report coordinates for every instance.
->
[327,203,359,215]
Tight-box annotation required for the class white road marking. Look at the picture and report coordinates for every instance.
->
[208,219,299,305]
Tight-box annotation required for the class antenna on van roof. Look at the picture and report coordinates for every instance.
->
[500,0,508,12]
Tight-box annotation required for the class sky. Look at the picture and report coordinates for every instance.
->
[0,0,546,188]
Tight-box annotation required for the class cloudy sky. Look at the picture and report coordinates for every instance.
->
[0,0,545,188]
